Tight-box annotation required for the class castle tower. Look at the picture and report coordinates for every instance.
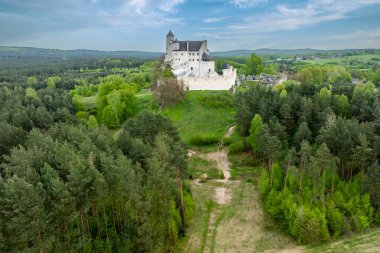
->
[165,30,175,62]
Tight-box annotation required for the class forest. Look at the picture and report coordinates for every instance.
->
[235,77,380,243]
[0,57,194,252]
[0,50,380,252]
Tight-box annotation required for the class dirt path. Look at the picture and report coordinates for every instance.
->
[224,125,236,138]
[180,126,302,253]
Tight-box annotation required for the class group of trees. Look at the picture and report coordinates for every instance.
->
[245,53,264,75]
[151,62,187,108]
[97,75,138,128]
[235,70,380,243]
[294,65,352,86]
[0,80,194,252]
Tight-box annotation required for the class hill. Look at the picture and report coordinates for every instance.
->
[1,46,378,60]
[211,48,379,57]
[0,46,161,59]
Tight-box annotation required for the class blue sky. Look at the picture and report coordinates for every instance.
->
[1,0,380,51]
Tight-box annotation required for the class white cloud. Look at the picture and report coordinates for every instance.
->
[320,29,380,42]
[228,0,380,32]
[203,17,225,23]
[110,0,185,27]
[230,0,267,8]
[158,0,186,13]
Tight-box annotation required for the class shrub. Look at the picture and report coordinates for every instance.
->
[154,78,185,107]
[259,169,270,199]
[189,134,219,146]
[360,194,374,222]
[265,189,286,220]
[75,111,89,121]
[351,212,370,232]
[228,140,246,154]
[281,193,298,236]
[326,205,344,238]
[183,191,195,227]
[294,205,330,244]
[271,162,283,191]
[374,208,380,225]
[222,137,233,146]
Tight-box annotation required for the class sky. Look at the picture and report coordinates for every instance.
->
[0,0,380,51]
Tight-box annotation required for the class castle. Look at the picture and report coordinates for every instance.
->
[164,31,237,90]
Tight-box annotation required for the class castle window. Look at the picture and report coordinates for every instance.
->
[197,53,199,56]
[191,67,193,70]
[181,53,183,55]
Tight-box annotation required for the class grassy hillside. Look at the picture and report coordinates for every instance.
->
[77,90,235,147]
[161,91,236,147]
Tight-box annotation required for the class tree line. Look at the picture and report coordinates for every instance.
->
[235,70,380,244]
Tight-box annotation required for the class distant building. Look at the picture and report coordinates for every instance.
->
[164,30,236,90]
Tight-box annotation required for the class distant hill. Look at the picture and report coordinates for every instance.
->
[0,47,162,59]
[0,46,378,60]
[211,48,378,57]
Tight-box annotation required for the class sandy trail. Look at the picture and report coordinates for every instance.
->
[224,125,236,138]
[202,150,231,182]
[183,125,302,253]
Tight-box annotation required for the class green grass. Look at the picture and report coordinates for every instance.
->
[228,152,260,181]
[135,92,157,114]
[308,228,380,253]
[76,91,236,149]
[200,200,215,253]
[188,156,224,181]
[162,91,236,147]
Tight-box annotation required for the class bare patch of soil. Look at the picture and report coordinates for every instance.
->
[214,187,231,205]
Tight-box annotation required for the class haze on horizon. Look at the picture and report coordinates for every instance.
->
[1,0,380,52]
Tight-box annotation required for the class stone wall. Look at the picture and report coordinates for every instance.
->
[178,68,236,90]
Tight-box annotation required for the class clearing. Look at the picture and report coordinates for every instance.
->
[179,126,302,253]
[162,91,235,145]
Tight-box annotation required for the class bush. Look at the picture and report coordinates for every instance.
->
[75,111,90,121]
[271,162,283,191]
[189,134,219,146]
[374,208,380,225]
[294,205,330,244]
[259,169,270,199]
[326,204,344,238]
[228,140,246,154]
[351,212,370,232]
[222,137,233,146]
[154,78,185,107]
[265,189,286,220]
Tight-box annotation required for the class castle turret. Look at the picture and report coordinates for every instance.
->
[165,30,175,62]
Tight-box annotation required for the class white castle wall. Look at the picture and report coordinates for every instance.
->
[199,61,214,76]
[179,68,237,91]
